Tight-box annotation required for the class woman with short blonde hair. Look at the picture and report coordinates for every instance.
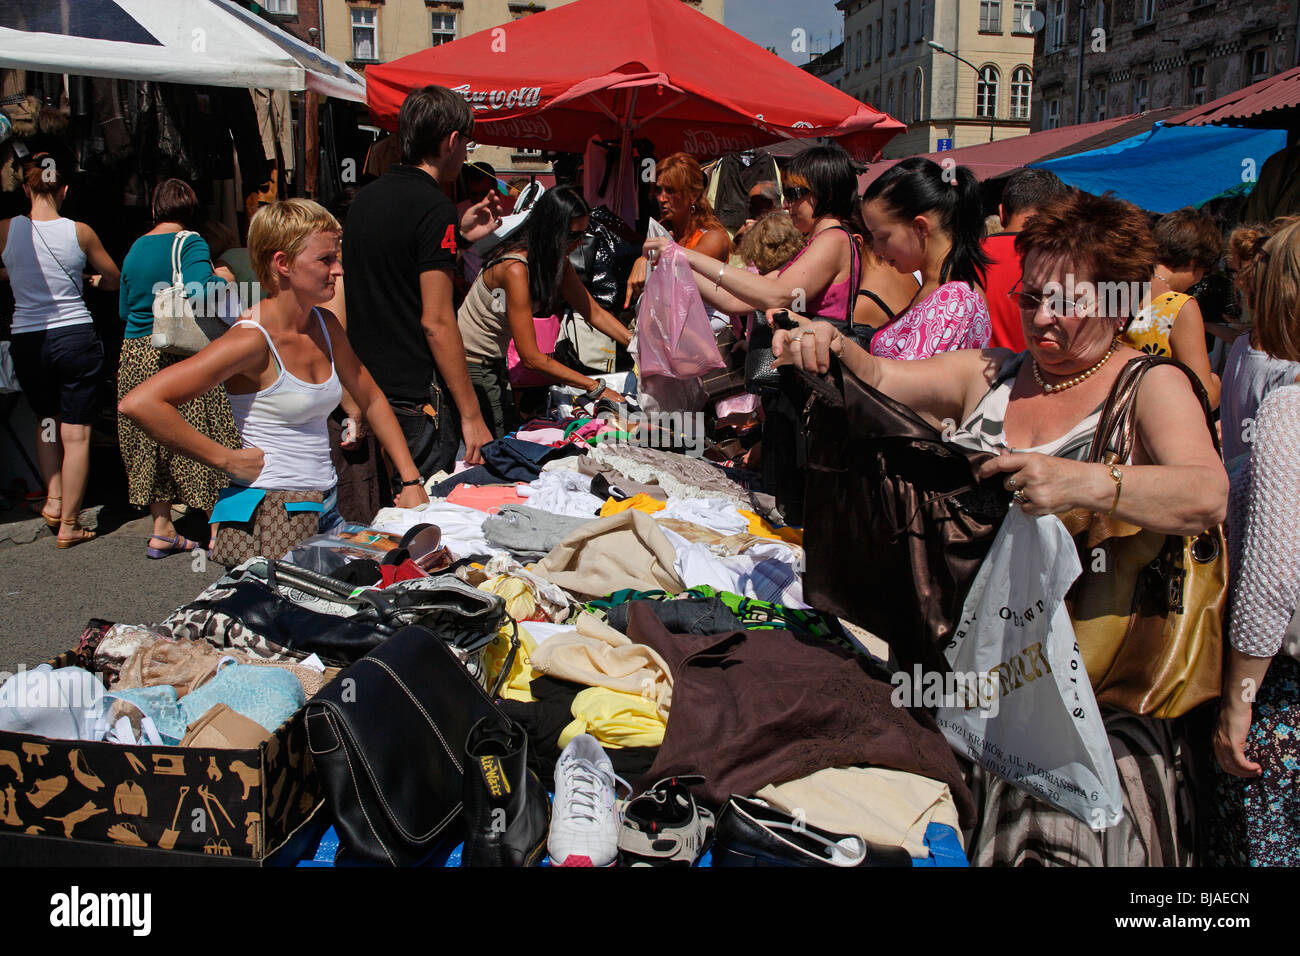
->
[119,199,430,559]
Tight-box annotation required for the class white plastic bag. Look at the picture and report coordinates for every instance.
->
[934,507,1124,828]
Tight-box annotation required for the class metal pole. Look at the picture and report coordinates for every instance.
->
[1075,0,1087,125]
[929,41,990,142]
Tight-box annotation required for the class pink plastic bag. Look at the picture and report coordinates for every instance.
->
[635,244,724,379]
[508,313,563,388]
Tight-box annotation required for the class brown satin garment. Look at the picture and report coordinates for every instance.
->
[801,364,1011,675]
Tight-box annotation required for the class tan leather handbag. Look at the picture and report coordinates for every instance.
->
[1060,357,1226,719]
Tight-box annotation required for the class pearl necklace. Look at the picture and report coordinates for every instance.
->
[1032,339,1118,393]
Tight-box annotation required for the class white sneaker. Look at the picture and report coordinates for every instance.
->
[548,734,626,867]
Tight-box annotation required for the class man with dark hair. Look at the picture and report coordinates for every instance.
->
[981,168,1069,350]
[343,85,501,489]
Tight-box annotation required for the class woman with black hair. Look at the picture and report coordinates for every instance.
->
[456,185,631,437]
[861,157,992,359]
[643,145,860,331]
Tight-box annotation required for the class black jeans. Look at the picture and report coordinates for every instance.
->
[387,380,461,496]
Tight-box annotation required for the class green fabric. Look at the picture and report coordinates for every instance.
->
[563,417,594,438]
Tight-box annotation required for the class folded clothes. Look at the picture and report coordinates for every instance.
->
[0,665,107,741]
[529,611,673,717]
[482,504,594,562]
[516,469,604,518]
[483,436,585,482]
[599,493,665,518]
[656,497,750,535]
[533,509,686,597]
[428,465,500,498]
[445,482,527,514]
[660,527,807,608]
[371,501,499,559]
[515,426,568,446]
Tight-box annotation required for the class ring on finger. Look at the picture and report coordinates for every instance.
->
[1012,488,1026,504]
[1006,476,1018,490]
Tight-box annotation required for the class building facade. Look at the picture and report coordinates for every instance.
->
[1031,0,1300,131]
[285,0,723,178]
[836,0,1037,157]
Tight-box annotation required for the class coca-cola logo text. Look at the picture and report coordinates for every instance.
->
[483,116,554,140]
[451,83,543,112]
[681,128,755,155]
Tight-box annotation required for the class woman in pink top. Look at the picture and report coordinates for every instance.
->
[642,146,860,329]
[861,157,991,359]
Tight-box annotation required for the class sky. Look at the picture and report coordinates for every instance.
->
[725,0,844,66]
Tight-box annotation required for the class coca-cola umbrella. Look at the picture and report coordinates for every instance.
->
[365,0,902,220]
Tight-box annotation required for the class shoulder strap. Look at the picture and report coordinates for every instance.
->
[233,319,282,375]
[312,307,335,366]
[170,231,195,286]
[1089,355,1219,465]
[854,288,894,321]
[30,219,80,287]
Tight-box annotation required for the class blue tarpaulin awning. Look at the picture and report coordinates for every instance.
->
[1028,123,1286,213]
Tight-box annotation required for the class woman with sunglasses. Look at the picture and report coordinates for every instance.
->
[775,189,1227,866]
[457,185,630,438]
[642,146,859,332]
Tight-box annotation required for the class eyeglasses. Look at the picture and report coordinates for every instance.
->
[782,186,811,205]
[1008,279,1092,318]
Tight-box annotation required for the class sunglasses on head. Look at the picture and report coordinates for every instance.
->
[782,185,811,204]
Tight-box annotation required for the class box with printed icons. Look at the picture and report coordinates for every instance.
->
[0,644,338,865]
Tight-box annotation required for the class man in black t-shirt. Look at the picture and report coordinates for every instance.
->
[343,85,501,486]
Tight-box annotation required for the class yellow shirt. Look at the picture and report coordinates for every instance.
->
[1121,291,1188,357]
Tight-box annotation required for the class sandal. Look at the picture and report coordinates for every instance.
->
[146,534,199,559]
[56,521,96,550]
[38,495,61,530]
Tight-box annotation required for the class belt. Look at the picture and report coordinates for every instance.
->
[465,355,506,367]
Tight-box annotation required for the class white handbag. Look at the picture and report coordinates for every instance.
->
[150,231,228,356]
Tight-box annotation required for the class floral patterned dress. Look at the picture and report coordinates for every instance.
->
[1121,291,1186,356]
[870,281,991,360]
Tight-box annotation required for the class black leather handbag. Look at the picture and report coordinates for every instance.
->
[304,625,514,866]
[178,574,514,675]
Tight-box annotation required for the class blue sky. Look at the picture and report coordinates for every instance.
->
[726,0,844,66]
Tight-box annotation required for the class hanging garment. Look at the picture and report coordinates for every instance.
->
[706,152,781,232]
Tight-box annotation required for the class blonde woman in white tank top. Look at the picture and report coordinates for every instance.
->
[119,200,430,530]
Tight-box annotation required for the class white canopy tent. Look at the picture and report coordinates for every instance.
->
[0,0,364,102]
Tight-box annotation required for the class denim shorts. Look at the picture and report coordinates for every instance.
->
[9,323,105,425]
[319,486,346,535]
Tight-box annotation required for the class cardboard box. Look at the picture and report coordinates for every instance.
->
[0,649,327,863]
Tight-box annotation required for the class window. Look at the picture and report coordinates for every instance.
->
[1013,0,1034,33]
[263,0,297,13]
[430,12,457,46]
[887,80,895,118]
[1132,75,1149,112]
[902,3,910,45]
[351,7,377,61]
[857,30,865,69]
[901,75,909,122]
[914,67,924,121]
[874,85,881,106]
[976,65,999,118]
[1048,0,1065,52]
[1095,0,1108,33]
[1044,98,1060,129]
[980,1,1002,33]
[1010,66,1032,119]
[1249,47,1269,82]
[1188,63,1206,104]
[1091,84,1107,121]
[876,18,883,58]
[918,0,927,37]
[889,9,897,52]
[865,26,872,65]
[1136,0,1155,24]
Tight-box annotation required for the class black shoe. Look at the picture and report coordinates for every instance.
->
[713,795,913,867]
[462,717,550,866]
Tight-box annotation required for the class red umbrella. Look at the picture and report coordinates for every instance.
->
[365,0,902,164]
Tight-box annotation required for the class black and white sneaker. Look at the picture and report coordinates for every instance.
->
[617,775,714,867]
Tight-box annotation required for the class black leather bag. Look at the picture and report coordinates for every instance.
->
[744,312,781,395]
[304,625,513,866]
[179,573,513,671]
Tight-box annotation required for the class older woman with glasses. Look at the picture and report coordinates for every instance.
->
[776,188,1227,867]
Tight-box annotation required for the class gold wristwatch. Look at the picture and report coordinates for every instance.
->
[1106,465,1123,514]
